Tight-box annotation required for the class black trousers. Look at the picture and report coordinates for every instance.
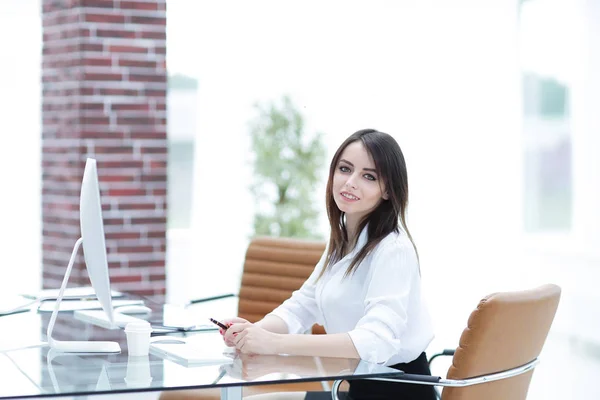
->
[305,352,437,400]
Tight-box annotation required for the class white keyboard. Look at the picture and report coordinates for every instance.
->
[74,310,146,330]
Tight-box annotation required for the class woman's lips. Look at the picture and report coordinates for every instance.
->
[340,191,359,201]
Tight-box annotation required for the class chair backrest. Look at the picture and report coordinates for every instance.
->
[238,236,327,334]
[442,283,561,400]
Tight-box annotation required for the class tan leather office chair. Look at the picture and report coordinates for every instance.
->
[159,236,327,400]
[331,283,562,400]
[236,236,326,335]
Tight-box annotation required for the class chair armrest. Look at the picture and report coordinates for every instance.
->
[186,293,237,306]
[427,349,454,399]
[428,348,455,365]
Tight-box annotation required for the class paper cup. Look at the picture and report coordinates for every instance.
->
[125,321,152,356]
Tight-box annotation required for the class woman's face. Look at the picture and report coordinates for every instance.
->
[332,141,387,224]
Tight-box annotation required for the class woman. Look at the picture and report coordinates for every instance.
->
[222,129,436,400]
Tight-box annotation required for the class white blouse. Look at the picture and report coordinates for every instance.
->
[268,227,434,366]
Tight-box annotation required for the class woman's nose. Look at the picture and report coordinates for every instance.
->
[345,176,358,189]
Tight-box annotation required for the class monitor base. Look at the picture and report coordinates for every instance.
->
[46,237,121,354]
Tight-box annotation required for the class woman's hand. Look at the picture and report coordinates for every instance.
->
[219,317,250,347]
[227,323,281,355]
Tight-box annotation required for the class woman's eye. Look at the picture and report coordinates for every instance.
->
[339,166,350,173]
[364,174,376,181]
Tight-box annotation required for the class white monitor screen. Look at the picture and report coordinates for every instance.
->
[80,158,114,325]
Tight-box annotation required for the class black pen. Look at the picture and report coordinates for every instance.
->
[209,318,229,331]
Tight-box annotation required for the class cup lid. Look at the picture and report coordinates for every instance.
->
[125,321,152,333]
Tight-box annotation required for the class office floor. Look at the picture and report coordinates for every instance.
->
[529,332,600,399]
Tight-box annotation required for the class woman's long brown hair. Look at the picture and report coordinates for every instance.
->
[317,129,418,280]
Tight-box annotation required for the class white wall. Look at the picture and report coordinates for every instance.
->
[165,0,526,345]
[167,0,600,350]
[571,0,600,249]
[0,0,41,296]
[525,0,600,345]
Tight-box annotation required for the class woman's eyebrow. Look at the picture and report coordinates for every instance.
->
[340,159,377,173]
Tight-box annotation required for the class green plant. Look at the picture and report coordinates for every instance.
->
[249,95,326,239]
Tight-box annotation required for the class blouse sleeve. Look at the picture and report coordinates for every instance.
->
[346,240,420,364]
[266,248,327,334]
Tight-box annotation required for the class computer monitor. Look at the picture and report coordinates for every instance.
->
[46,158,120,353]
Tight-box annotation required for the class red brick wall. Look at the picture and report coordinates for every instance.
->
[41,0,167,302]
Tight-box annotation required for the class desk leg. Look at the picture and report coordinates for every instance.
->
[221,386,242,400]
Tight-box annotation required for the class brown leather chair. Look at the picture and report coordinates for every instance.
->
[159,236,327,400]
[331,283,562,400]
[236,236,326,335]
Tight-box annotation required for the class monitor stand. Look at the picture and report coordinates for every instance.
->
[46,238,121,353]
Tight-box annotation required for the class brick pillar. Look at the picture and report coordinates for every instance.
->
[41,0,167,301]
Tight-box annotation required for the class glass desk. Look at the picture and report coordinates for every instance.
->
[0,307,404,399]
